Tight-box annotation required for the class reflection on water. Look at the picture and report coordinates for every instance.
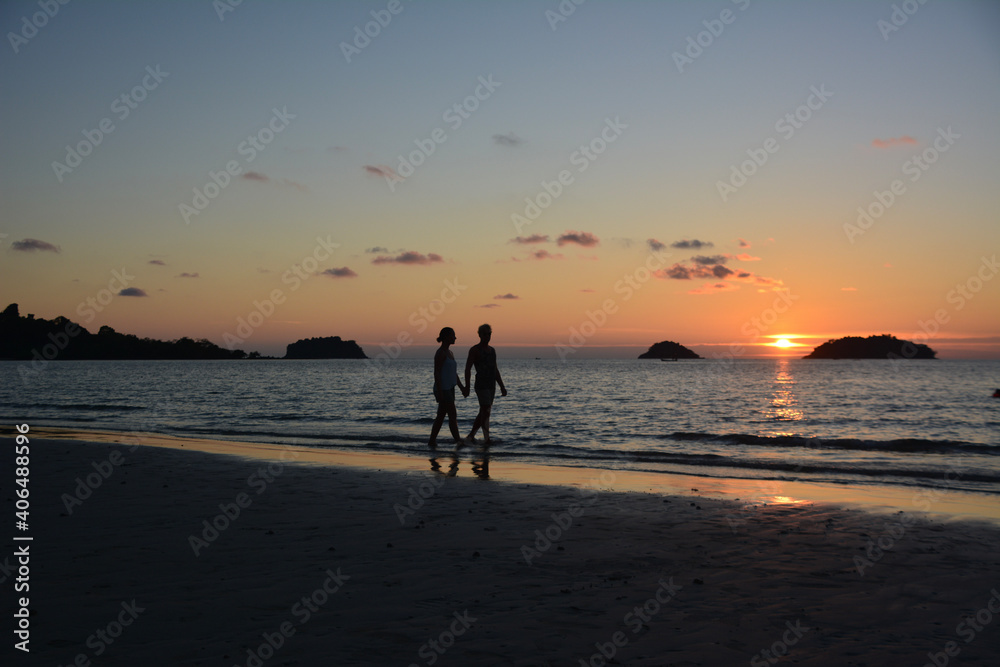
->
[429,445,491,480]
[763,359,804,429]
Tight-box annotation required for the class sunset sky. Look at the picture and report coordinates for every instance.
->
[2,0,998,358]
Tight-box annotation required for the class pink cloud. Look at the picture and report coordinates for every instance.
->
[529,249,563,261]
[323,267,358,278]
[364,165,400,181]
[243,171,307,191]
[658,259,786,293]
[372,251,444,266]
[557,231,599,247]
[689,282,740,295]
[510,234,550,244]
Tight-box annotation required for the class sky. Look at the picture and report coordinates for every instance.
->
[2,0,999,359]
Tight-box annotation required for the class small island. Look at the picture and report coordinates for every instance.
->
[284,336,367,359]
[803,334,936,360]
[638,340,702,360]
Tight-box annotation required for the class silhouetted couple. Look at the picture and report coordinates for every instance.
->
[428,324,507,449]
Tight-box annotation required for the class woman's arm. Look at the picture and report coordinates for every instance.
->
[433,349,445,393]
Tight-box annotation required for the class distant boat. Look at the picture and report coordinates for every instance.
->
[660,358,678,362]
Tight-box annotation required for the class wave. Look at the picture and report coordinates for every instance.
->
[663,431,999,455]
[5,402,147,412]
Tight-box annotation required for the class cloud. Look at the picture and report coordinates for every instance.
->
[477,303,501,308]
[11,238,60,253]
[691,254,728,265]
[372,251,444,266]
[322,267,358,278]
[658,263,692,280]
[657,259,784,292]
[658,263,729,280]
[119,287,147,297]
[529,249,563,261]
[647,238,667,252]
[712,265,734,278]
[280,179,308,192]
[580,288,596,293]
[738,238,751,248]
[493,132,524,147]
[149,259,166,266]
[689,282,740,295]
[365,246,389,254]
[872,136,918,149]
[557,231,599,247]
[671,239,713,249]
[364,165,399,181]
[177,272,199,278]
[510,234,550,244]
[743,275,786,290]
[734,253,761,261]
[494,293,519,300]
[243,171,307,191]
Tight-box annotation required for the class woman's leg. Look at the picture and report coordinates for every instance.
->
[429,402,447,447]
[446,402,463,444]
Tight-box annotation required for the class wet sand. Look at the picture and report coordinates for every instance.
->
[6,427,1000,666]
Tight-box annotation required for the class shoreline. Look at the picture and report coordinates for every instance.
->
[9,426,1000,665]
[21,425,1000,525]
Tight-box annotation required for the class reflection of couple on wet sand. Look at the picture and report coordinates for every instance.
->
[428,323,507,449]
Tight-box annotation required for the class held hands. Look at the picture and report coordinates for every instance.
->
[460,382,470,398]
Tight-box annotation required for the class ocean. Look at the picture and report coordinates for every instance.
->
[3,358,1000,496]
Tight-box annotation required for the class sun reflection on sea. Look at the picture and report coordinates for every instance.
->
[762,359,805,428]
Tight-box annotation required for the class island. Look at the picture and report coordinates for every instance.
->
[0,303,253,360]
[284,336,368,359]
[638,340,702,360]
[803,334,936,360]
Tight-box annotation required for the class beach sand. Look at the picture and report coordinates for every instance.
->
[7,428,1000,666]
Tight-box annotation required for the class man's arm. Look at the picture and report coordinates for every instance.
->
[465,346,478,389]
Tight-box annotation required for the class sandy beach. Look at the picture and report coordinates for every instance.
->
[7,428,1000,667]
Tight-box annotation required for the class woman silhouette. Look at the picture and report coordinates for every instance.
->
[428,327,468,449]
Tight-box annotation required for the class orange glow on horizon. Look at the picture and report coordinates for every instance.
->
[766,335,806,350]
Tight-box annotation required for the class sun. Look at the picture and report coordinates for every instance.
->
[773,338,794,348]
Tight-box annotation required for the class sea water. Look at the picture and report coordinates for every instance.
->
[3,358,999,496]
